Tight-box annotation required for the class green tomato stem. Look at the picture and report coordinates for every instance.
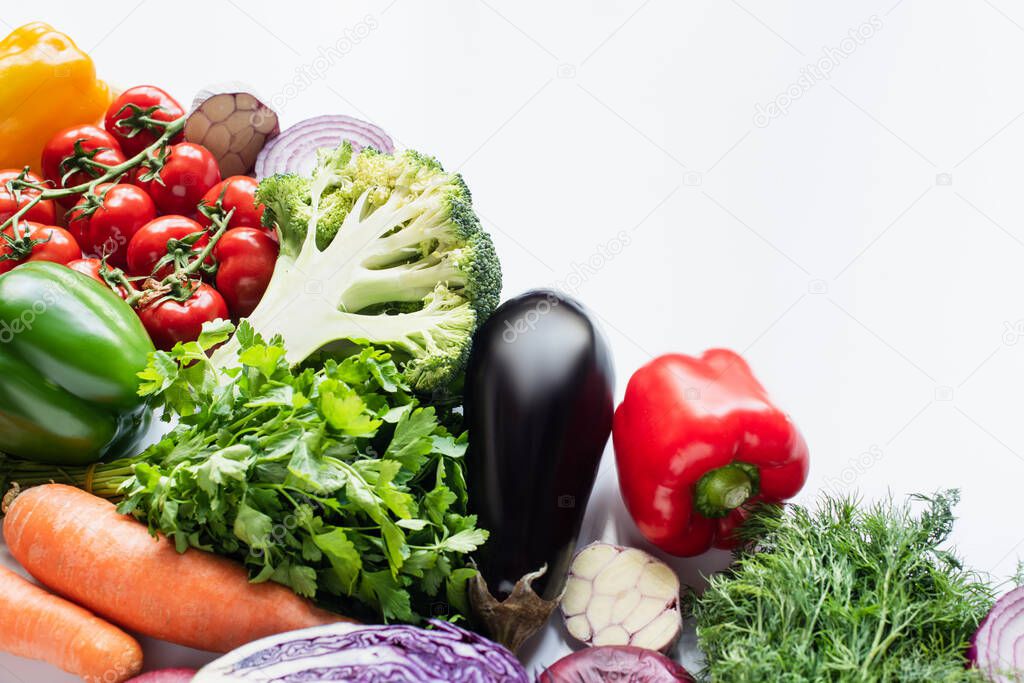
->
[0,116,187,237]
[174,207,232,280]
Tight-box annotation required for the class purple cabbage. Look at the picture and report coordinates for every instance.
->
[193,620,528,683]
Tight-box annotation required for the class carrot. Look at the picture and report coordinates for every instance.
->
[0,564,142,682]
[3,484,350,653]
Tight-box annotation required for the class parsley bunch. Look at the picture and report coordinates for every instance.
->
[117,322,485,623]
[692,490,993,682]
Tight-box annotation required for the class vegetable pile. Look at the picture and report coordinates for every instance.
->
[1,17,1022,683]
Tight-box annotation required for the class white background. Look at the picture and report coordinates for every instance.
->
[3,0,1024,679]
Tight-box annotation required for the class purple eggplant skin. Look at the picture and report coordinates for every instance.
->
[466,289,614,601]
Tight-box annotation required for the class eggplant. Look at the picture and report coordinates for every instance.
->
[465,289,614,650]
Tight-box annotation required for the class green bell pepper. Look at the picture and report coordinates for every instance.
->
[0,261,154,464]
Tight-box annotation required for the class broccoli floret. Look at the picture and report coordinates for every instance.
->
[255,173,312,257]
[213,142,502,393]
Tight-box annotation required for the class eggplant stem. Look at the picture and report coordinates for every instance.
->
[469,564,561,653]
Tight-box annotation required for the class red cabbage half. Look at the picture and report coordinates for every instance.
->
[192,619,528,682]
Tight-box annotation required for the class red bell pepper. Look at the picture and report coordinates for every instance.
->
[613,349,809,556]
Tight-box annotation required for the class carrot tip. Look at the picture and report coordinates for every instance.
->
[1,483,20,515]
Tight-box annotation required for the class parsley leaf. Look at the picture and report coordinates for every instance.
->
[117,323,485,623]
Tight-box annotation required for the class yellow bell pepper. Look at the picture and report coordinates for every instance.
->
[0,23,113,172]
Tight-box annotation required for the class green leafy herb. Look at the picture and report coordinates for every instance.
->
[692,490,993,682]
[120,322,485,623]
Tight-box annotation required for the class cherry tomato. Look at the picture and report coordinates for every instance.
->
[66,257,104,282]
[124,215,203,278]
[0,222,81,275]
[65,257,130,299]
[104,85,185,157]
[126,215,209,278]
[0,170,56,226]
[198,176,268,232]
[214,228,279,318]
[147,143,221,215]
[41,125,126,207]
[137,282,228,350]
[127,162,156,198]
[67,183,157,268]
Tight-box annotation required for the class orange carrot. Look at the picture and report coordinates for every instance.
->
[4,484,350,653]
[0,564,142,682]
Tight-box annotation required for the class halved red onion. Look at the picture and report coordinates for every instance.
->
[538,646,694,682]
[126,669,197,682]
[970,585,1024,681]
[254,115,395,178]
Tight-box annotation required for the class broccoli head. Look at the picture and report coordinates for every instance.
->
[215,142,502,393]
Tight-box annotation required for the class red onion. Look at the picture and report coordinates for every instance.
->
[126,669,197,682]
[970,585,1024,682]
[254,115,394,178]
[538,646,694,682]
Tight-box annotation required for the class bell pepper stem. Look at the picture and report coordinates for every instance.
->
[694,462,760,518]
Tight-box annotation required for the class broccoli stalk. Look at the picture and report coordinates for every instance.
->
[210,143,501,392]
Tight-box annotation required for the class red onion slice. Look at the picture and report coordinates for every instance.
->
[970,585,1024,681]
[254,114,395,178]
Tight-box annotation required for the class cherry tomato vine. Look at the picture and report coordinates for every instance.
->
[0,114,234,308]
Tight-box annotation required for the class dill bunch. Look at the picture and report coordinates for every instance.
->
[692,490,993,682]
